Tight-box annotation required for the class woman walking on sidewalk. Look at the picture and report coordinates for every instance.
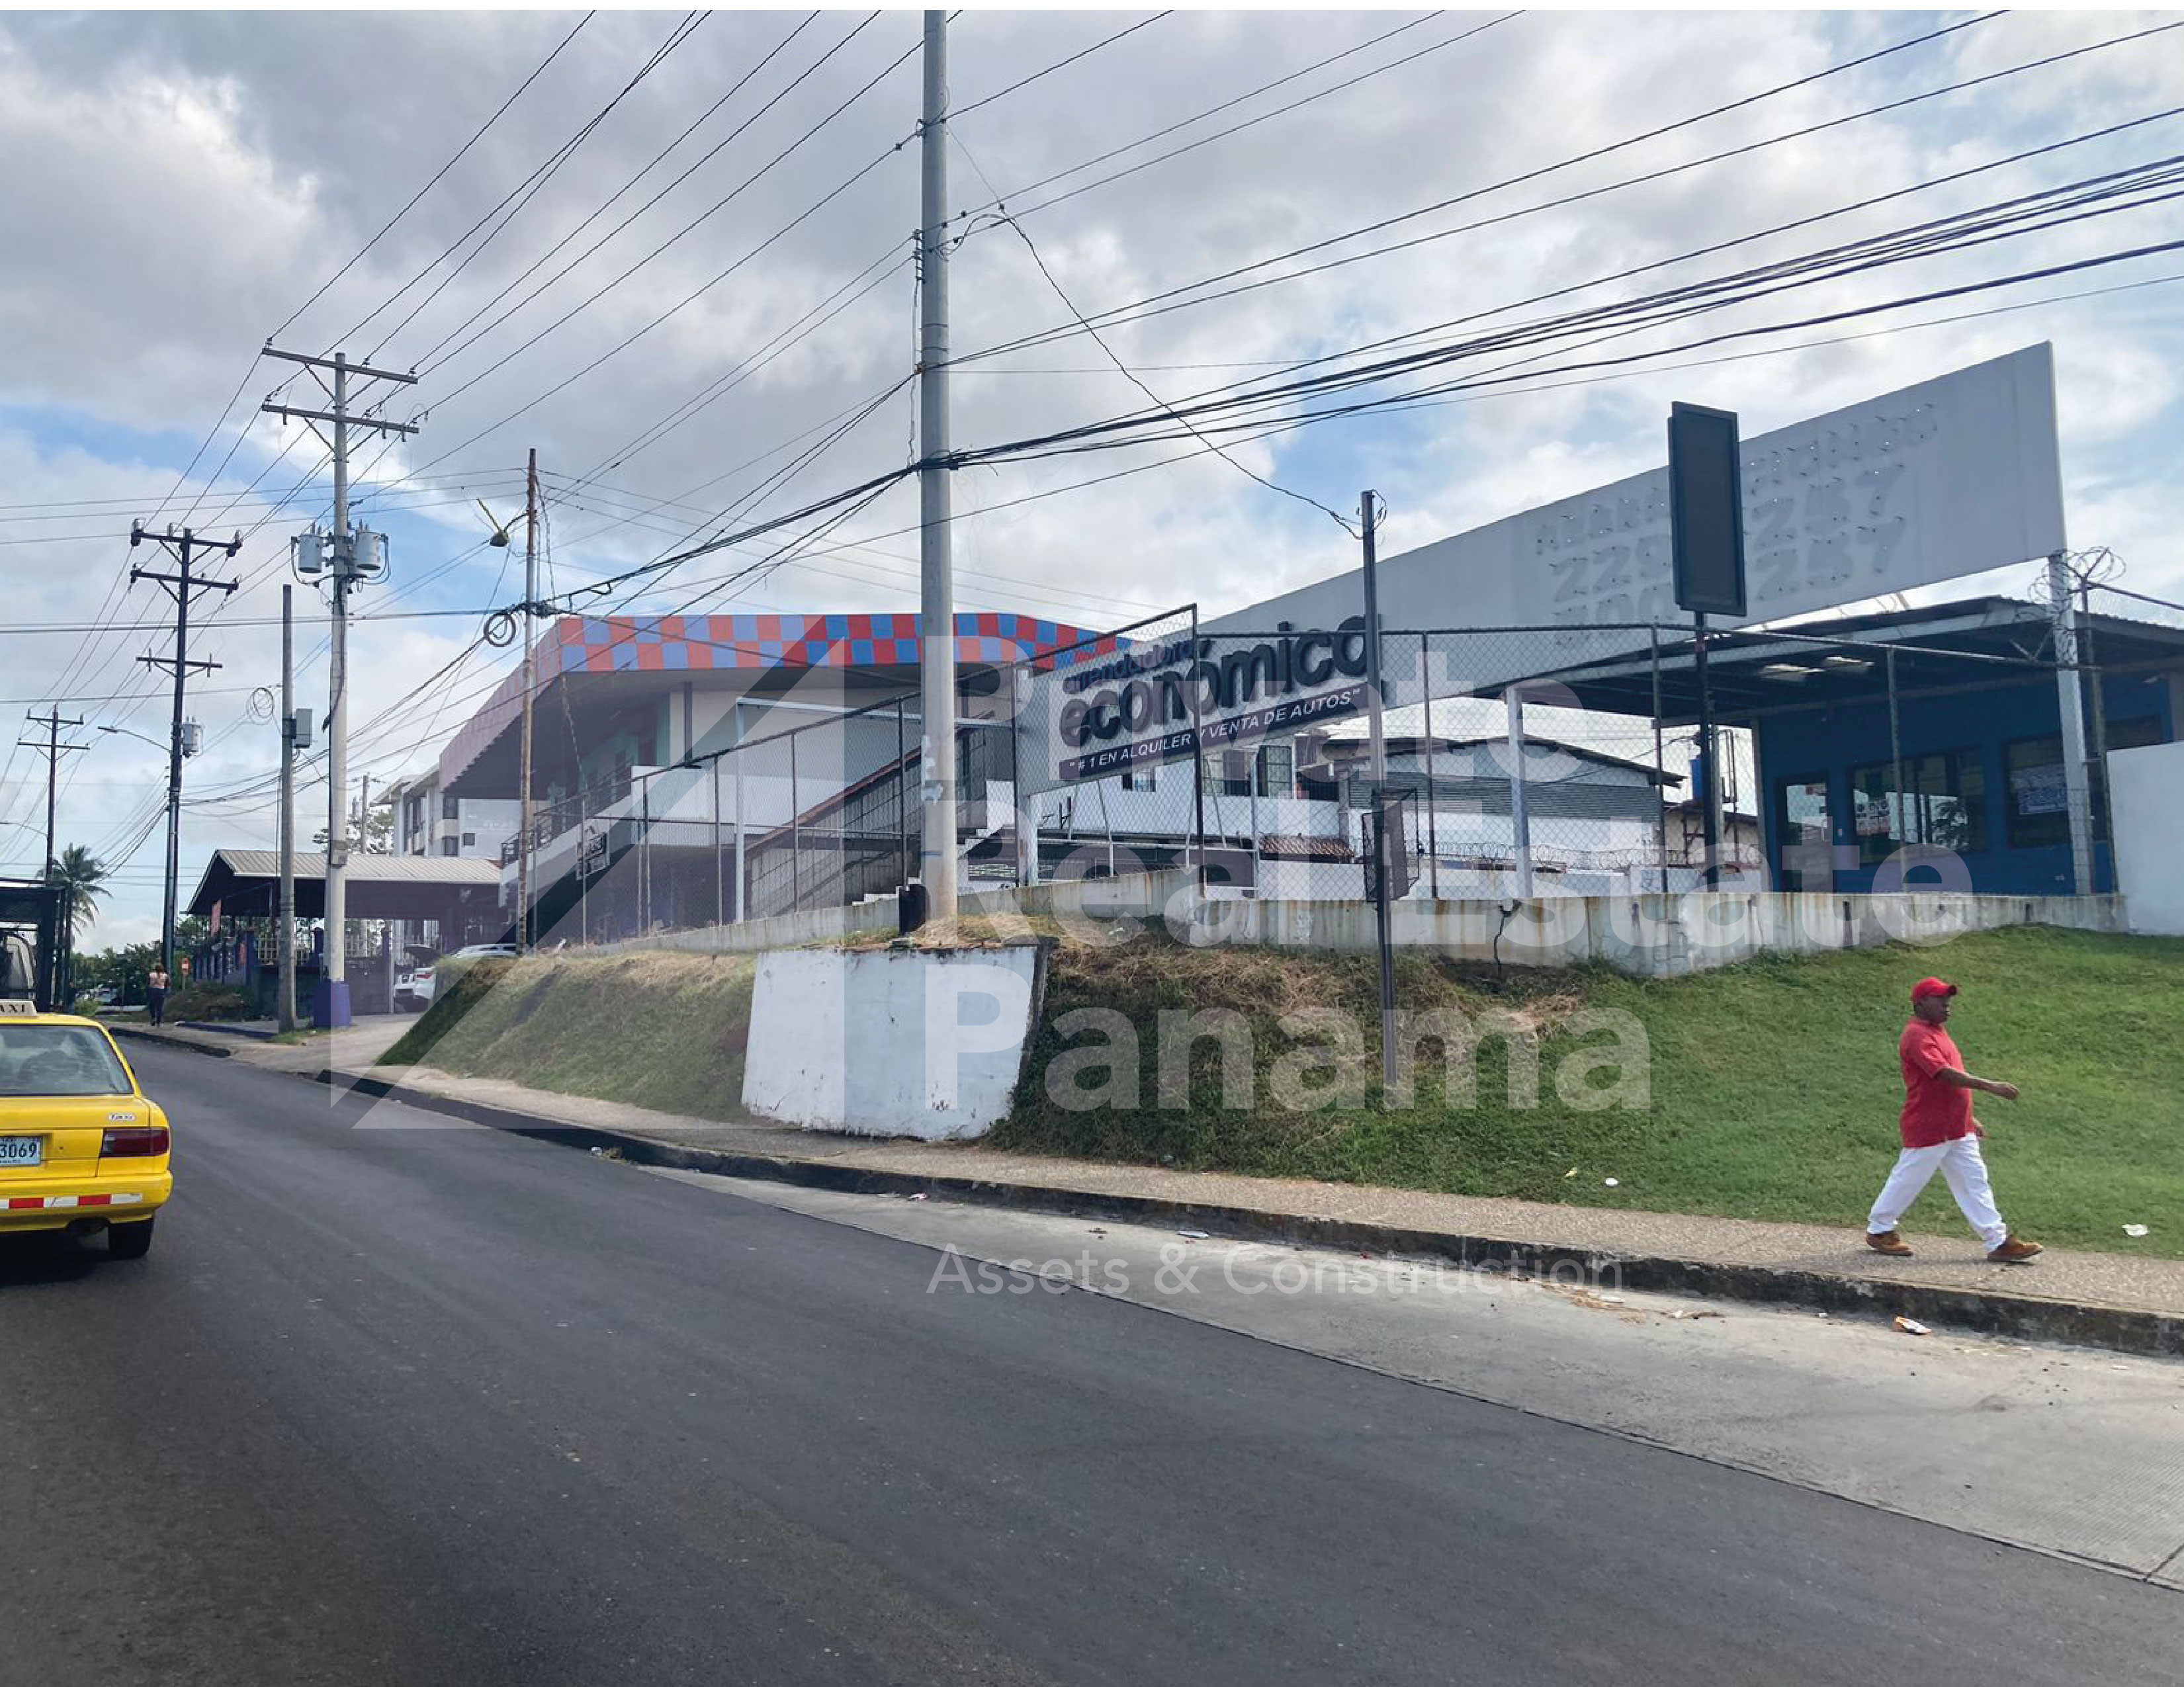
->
[1866,977,2042,1263]
[146,965,169,1027]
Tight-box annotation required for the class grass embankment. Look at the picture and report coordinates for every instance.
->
[163,984,252,1021]
[992,924,2184,1258]
[379,926,2184,1257]
[381,951,756,1122]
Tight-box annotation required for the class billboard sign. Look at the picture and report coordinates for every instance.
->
[1203,343,2065,650]
[1050,618,1373,782]
[1667,402,1747,617]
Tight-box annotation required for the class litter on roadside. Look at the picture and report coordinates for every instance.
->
[1177,1229,1209,1240]
[908,1193,928,1201]
[1563,1168,1579,1179]
[2123,1224,2150,1238]
[1603,1178,1620,1188]
[1893,1317,1933,1336]
[1669,1309,1724,1320]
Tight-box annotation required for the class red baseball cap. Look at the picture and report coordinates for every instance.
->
[1911,977,1960,1002]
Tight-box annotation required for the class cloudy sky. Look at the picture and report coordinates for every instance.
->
[3,5,2181,945]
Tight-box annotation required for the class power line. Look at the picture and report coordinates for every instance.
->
[1177,103,2184,414]
[936,148,2184,464]
[949,9,2014,368]
[269,10,597,347]
[550,242,913,508]
[352,11,714,361]
[396,10,824,373]
[946,11,1173,122]
[415,11,897,383]
[951,128,1358,536]
[976,10,1522,237]
[941,11,1450,230]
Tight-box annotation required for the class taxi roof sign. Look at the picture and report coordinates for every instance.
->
[0,998,40,1016]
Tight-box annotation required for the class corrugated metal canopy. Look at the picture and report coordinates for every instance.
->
[186,851,502,920]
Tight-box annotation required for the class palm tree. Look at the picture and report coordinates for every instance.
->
[48,845,110,935]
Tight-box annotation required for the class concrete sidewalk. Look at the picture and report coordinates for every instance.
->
[112,1020,2184,1354]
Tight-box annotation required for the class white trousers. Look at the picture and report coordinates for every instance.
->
[1866,1136,2008,1249]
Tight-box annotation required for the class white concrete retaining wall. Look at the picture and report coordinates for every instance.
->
[2109,740,2184,936]
[740,945,1045,1139]
[593,868,2123,978]
[1172,890,2122,975]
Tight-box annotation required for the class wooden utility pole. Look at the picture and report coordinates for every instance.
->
[17,707,87,881]
[129,524,240,975]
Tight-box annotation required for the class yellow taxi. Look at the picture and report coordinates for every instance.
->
[0,998,171,1259]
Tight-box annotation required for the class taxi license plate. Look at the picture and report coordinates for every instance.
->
[0,1137,44,1168]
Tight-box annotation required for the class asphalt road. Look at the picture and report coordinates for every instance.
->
[5,1047,2180,1686]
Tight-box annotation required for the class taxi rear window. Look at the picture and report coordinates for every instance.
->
[0,1025,133,1098]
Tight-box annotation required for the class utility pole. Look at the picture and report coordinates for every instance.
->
[17,708,88,881]
[277,585,306,1033]
[2048,551,2097,894]
[518,448,539,952]
[1360,491,1397,1094]
[129,524,240,976]
[263,346,418,1026]
[916,8,957,927]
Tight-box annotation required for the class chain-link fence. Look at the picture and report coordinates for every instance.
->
[504,601,2127,944]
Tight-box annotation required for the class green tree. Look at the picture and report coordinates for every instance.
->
[314,804,394,855]
[47,844,109,935]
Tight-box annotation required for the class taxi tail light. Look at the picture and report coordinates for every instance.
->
[101,1126,169,1158]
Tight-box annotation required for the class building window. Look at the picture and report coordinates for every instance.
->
[461,832,476,846]
[1776,775,1833,889]
[442,792,460,820]
[1122,763,1156,792]
[1206,750,1252,799]
[1257,743,1293,799]
[1848,749,1986,865]
[2003,735,2070,851]
[441,838,459,857]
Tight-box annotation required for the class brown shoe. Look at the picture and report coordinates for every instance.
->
[1866,1230,1913,1256]
[1987,1236,2043,1264]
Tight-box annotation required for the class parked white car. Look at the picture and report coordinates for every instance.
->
[396,944,518,1011]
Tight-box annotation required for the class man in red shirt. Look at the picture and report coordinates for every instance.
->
[1866,978,2043,1263]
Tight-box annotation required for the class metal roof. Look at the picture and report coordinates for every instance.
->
[1319,732,1678,783]
[1499,595,2184,724]
[187,851,502,920]
[204,852,499,884]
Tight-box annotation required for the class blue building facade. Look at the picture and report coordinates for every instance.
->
[1756,668,2175,896]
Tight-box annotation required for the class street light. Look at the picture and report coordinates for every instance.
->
[95,722,202,978]
[99,723,195,755]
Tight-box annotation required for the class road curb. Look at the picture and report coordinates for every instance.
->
[313,1068,2184,1360]
[111,1025,234,1059]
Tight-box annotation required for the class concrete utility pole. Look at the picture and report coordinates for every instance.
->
[17,708,87,882]
[518,448,539,951]
[2048,550,2097,894]
[128,524,240,976]
[263,347,419,1026]
[278,585,303,1033]
[1360,491,1397,1094]
[916,7,957,926]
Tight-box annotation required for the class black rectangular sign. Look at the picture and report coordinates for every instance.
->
[1667,402,1747,618]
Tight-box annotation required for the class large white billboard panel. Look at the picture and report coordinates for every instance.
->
[1205,343,2065,639]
